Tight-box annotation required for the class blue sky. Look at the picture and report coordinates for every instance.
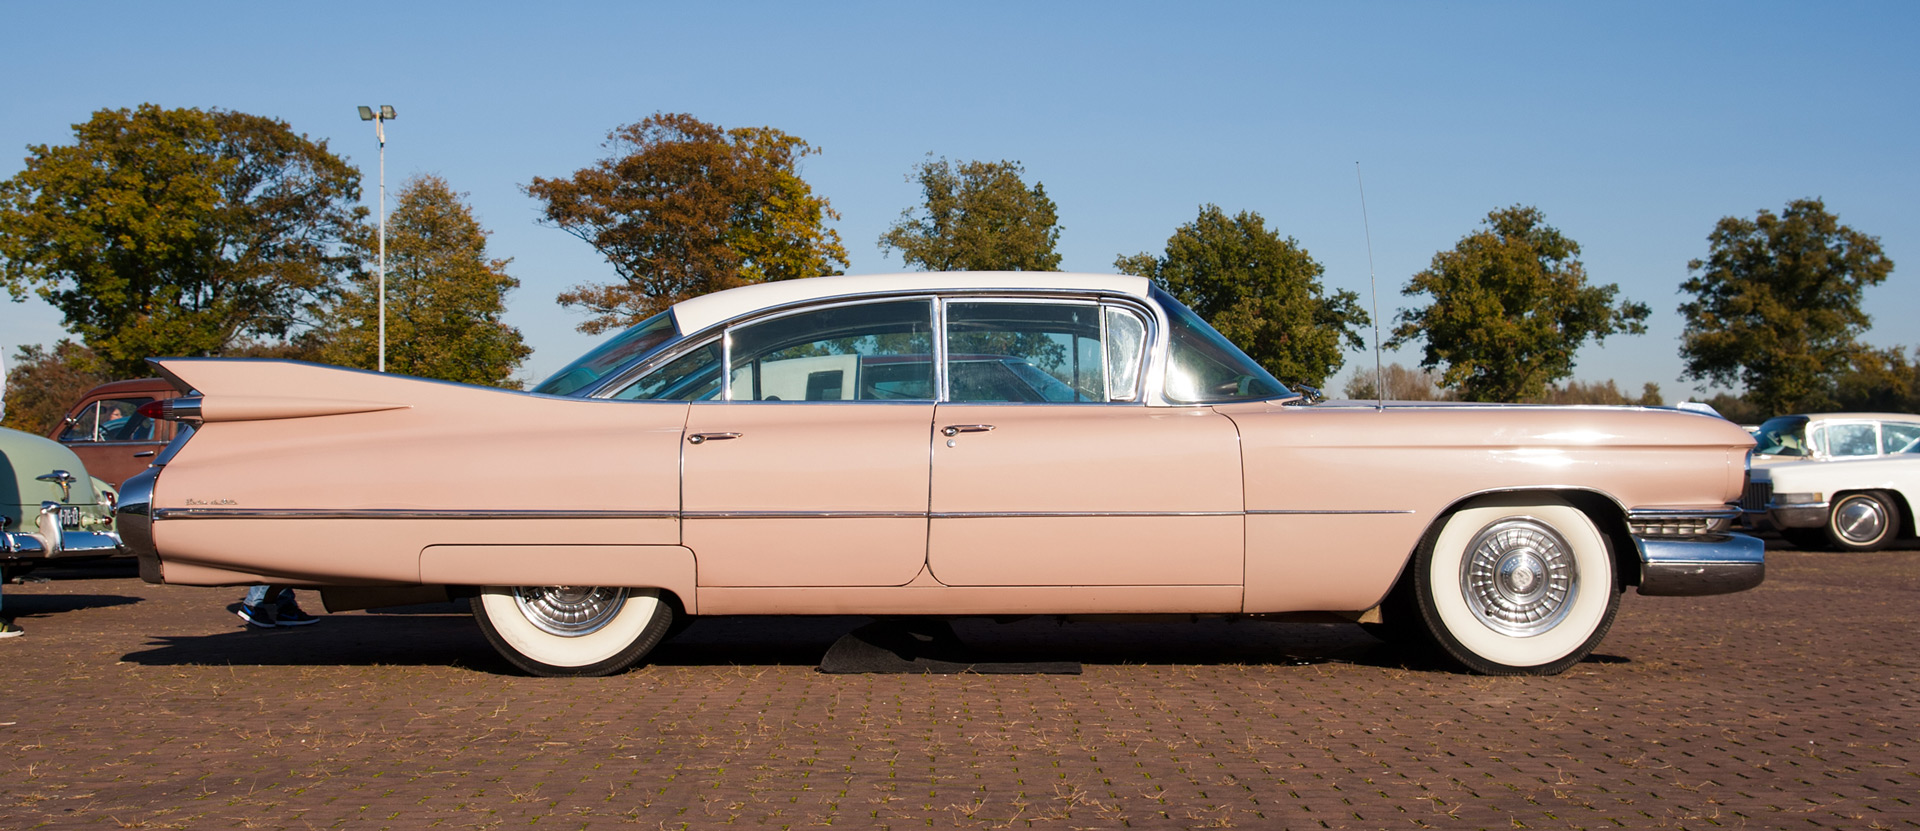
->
[3,2,1915,398]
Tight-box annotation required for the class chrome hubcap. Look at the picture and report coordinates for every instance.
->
[1460,519,1578,637]
[1833,497,1887,543]
[513,586,627,637]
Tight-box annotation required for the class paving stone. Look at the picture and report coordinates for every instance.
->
[0,542,1915,829]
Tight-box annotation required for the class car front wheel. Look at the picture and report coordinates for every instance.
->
[1825,492,1896,552]
[473,585,673,677]
[1411,499,1620,675]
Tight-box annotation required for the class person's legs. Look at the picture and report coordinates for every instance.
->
[238,584,279,627]
[274,588,318,626]
[1,578,20,638]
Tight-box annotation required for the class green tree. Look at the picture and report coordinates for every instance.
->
[1,341,109,434]
[317,175,531,387]
[880,157,1061,272]
[1117,205,1367,387]
[526,112,848,334]
[1678,198,1895,416]
[1389,205,1649,402]
[1832,346,1918,413]
[0,104,365,376]
[1527,378,1663,406]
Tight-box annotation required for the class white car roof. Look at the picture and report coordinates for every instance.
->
[1784,412,1920,425]
[670,272,1154,335]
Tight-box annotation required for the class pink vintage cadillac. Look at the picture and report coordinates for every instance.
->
[117,272,1763,676]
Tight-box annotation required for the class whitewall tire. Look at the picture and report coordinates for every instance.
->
[1413,499,1620,675]
[473,586,673,677]
[1824,492,1895,552]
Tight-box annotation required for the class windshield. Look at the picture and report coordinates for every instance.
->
[532,310,680,397]
[1753,415,1810,457]
[1153,287,1289,403]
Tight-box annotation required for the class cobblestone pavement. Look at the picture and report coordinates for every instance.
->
[1,543,1915,830]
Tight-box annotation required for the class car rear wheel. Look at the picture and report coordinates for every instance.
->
[1411,499,1620,675]
[1825,492,1896,552]
[473,585,673,677]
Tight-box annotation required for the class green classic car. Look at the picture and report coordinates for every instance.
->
[1,425,123,570]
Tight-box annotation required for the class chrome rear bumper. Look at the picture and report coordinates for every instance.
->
[1,501,124,560]
[1633,533,1766,596]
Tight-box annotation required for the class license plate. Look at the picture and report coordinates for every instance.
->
[59,505,82,530]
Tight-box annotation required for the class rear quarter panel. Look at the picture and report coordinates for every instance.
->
[149,360,688,585]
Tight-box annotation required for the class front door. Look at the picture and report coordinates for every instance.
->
[925,300,1245,592]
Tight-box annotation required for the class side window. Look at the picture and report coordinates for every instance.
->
[1105,306,1146,402]
[1881,422,1920,454]
[59,399,155,442]
[59,402,104,442]
[727,300,934,401]
[946,302,1105,403]
[609,341,723,401]
[1826,423,1879,457]
[1155,288,1287,404]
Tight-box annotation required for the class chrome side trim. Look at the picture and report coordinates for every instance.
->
[684,511,925,519]
[147,507,1420,521]
[151,508,678,521]
[931,511,1243,518]
[1247,509,1417,515]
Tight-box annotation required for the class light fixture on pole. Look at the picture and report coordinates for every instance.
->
[357,105,397,372]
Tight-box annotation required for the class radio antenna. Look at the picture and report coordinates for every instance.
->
[1356,162,1384,410]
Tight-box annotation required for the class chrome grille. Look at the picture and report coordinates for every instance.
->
[1742,481,1772,512]
[1629,515,1733,537]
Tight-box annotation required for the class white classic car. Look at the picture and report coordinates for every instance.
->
[1744,412,1920,550]
[117,272,1764,677]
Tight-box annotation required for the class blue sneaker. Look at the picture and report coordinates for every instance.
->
[275,600,319,627]
[236,603,278,628]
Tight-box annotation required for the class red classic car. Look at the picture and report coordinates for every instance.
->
[52,377,184,488]
[117,272,1764,676]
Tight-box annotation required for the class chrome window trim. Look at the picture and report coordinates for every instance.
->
[56,439,169,449]
[592,289,1160,404]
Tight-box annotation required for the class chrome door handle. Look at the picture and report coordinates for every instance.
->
[687,431,743,445]
[133,451,156,458]
[941,424,996,437]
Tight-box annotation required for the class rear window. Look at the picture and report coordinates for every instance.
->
[534,310,679,397]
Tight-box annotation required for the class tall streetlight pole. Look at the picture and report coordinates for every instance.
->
[357,105,397,372]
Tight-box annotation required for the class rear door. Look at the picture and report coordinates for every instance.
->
[679,298,938,587]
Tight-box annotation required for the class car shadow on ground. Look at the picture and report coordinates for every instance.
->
[121,608,1622,675]
[120,609,507,671]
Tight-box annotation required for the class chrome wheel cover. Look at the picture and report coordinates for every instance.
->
[1833,496,1888,544]
[512,586,629,637]
[1459,519,1578,637]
